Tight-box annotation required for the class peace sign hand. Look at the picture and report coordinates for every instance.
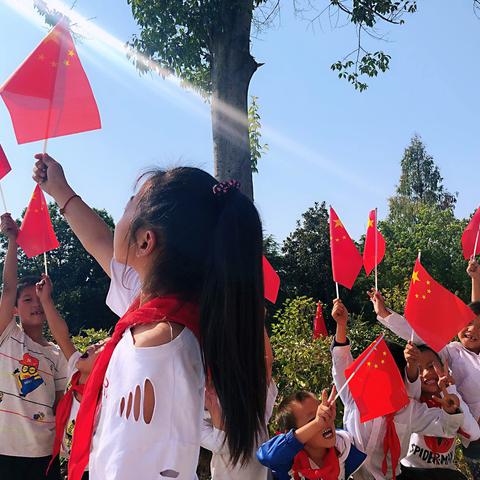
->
[433,359,455,392]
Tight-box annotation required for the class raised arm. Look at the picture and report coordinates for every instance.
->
[36,274,76,360]
[32,154,113,276]
[467,259,480,303]
[0,214,18,336]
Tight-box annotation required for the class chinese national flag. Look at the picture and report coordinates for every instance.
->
[0,21,100,144]
[329,207,362,289]
[363,209,386,276]
[17,185,60,258]
[404,259,476,352]
[263,256,280,304]
[461,207,480,259]
[313,301,328,338]
[345,335,409,423]
[0,145,11,180]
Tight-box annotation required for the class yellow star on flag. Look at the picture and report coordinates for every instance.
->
[68,49,75,57]
[334,219,343,228]
[412,270,420,284]
[367,218,374,228]
[63,59,70,67]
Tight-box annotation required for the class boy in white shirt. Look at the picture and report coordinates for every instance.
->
[331,299,464,480]
[0,213,67,480]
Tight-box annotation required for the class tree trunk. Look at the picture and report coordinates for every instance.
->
[211,0,258,201]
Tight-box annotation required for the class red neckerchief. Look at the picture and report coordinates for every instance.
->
[292,446,340,480]
[382,413,401,480]
[68,296,199,480]
[420,395,456,454]
[47,371,85,473]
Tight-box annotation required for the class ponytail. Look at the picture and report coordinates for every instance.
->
[201,189,266,465]
[129,168,267,465]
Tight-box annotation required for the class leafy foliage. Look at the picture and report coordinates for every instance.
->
[71,328,111,352]
[248,96,269,173]
[0,204,117,334]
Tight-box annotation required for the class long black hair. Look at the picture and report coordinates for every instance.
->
[127,167,266,465]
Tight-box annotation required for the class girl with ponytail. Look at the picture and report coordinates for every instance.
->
[32,157,267,480]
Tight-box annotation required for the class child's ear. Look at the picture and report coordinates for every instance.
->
[136,229,157,257]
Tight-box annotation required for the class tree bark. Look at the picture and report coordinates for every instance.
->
[211,0,258,201]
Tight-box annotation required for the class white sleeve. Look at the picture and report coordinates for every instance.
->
[0,319,17,347]
[410,400,464,438]
[105,259,140,317]
[331,343,355,407]
[404,370,421,400]
[376,311,425,344]
[447,385,480,444]
[335,429,352,465]
[200,415,229,454]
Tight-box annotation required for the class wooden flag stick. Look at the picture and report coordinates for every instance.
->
[334,333,385,402]
[0,183,7,213]
[42,138,48,275]
[374,207,378,292]
[473,223,480,259]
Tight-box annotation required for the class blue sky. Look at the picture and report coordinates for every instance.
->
[0,0,478,245]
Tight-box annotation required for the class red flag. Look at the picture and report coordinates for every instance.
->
[329,207,362,289]
[404,259,476,352]
[263,256,280,304]
[363,209,386,276]
[0,22,100,144]
[313,301,328,338]
[0,145,11,180]
[345,335,409,423]
[461,207,480,259]
[17,185,59,258]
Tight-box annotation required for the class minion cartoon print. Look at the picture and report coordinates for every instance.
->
[13,353,45,397]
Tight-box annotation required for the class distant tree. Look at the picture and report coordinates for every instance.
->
[392,134,457,212]
[0,204,117,333]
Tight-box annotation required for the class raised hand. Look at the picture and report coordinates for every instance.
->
[35,274,53,304]
[434,359,455,392]
[332,299,348,326]
[367,288,390,318]
[32,153,74,204]
[467,258,480,281]
[0,213,18,241]
[316,385,337,428]
[404,341,420,382]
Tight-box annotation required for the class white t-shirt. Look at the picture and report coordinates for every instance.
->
[95,259,204,479]
[89,326,205,480]
[200,381,278,480]
[0,319,68,457]
[61,350,82,458]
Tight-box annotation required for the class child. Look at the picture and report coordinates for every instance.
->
[35,274,108,479]
[468,258,480,302]
[256,385,366,479]
[400,343,480,479]
[200,329,278,479]
[0,213,67,480]
[331,299,465,480]
[40,166,269,480]
[370,288,480,478]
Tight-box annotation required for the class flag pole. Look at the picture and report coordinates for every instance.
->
[42,138,48,276]
[473,222,480,259]
[0,183,7,213]
[374,208,378,292]
[335,282,340,299]
[334,333,385,401]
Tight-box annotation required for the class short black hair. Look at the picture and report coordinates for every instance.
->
[417,344,443,365]
[16,275,40,307]
[275,391,315,432]
[469,301,480,316]
[385,340,407,376]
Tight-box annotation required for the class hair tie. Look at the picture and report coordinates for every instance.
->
[212,180,240,196]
